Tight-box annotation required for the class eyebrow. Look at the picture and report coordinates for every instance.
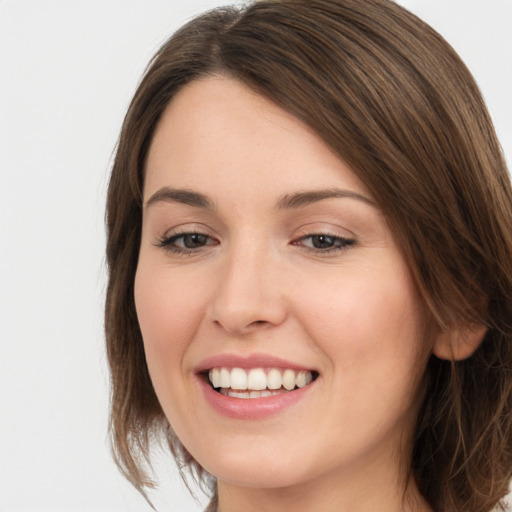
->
[145,186,376,211]
[145,187,215,210]
[276,189,376,210]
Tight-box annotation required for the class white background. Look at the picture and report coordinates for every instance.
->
[1,1,511,511]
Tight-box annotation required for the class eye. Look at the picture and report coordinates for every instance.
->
[156,231,217,254]
[293,233,355,253]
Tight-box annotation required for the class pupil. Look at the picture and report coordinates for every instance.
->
[184,234,207,248]
[313,235,334,249]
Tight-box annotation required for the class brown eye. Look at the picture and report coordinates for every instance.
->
[179,233,209,249]
[157,231,217,254]
[297,234,355,252]
[310,235,336,249]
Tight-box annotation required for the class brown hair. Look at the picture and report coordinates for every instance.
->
[105,1,512,510]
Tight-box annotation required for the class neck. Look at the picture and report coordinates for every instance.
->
[216,461,432,512]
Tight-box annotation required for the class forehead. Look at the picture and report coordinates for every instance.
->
[144,75,369,203]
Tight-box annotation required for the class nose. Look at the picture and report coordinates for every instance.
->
[207,242,288,336]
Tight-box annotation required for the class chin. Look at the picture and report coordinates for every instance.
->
[190,438,325,490]
[209,460,308,490]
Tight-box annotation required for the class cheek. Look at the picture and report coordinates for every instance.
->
[294,259,427,377]
[134,262,207,372]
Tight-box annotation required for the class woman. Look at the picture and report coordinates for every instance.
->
[105,1,512,511]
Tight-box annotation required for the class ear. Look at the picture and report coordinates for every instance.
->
[432,323,488,361]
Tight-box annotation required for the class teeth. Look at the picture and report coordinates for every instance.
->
[230,390,250,399]
[231,368,248,390]
[282,369,296,391]
[247,368,267,390]
[207,367,315,395]
[209,368,220,388]
[220,368,231,388]
[296,370,313,388]
[267,368,282,390]
[223,388,288,399]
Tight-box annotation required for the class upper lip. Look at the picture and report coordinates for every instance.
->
[195,353,317,373]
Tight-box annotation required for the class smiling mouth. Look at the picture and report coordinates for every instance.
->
[206,367,319,399]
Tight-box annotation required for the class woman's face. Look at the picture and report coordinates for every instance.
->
[135,76,432,491]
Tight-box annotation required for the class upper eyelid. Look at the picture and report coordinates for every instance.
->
[155,232,218,256]
[154,216,359,240]
[160,223,216,238]
[156,231,355,254]
[156,226,355,240]
[159,231,218,246]
[165,229,213,238]
[292,223,356,239]
[293,233,355,247]
[167,232,211,241]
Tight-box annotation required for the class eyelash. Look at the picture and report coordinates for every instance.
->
[156,231,217,255]
[156,231,356,256]
[293,233,356,254]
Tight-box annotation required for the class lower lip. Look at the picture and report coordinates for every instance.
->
[198,376,315,420]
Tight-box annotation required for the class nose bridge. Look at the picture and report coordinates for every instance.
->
[209,234,286,334]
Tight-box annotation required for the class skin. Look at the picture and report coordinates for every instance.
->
[134,75,434,512]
